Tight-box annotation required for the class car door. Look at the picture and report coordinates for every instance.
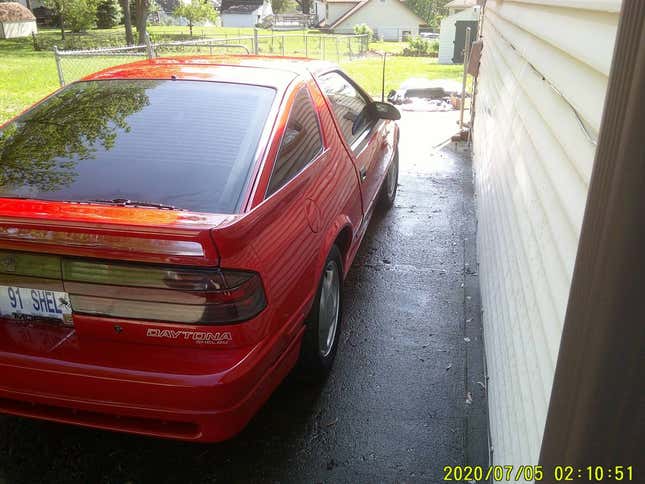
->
[316,71,388,214]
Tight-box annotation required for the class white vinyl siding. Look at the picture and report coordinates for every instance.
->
[327,2,358,25]
[472,0,621,471]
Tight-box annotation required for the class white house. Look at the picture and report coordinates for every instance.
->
[0,2,37,39]
[324,0,426,41]
[438,0,480,64]
[220,0,272,28]
[472,0,621,473]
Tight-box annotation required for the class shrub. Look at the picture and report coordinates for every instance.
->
[402,35,430,57]
[66,0,100,32]
[96,0,122,28]
[353,23,373,41]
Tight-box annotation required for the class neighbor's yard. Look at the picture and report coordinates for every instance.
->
[0,26,463,124]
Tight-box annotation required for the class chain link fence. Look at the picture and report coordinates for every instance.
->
[53,32,369,86]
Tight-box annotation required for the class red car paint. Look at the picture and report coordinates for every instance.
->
[0,56,399,442]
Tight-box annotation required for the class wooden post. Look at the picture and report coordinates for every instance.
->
[459,27,472,130]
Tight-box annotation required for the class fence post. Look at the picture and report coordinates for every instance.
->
[145,32,154,59]
[253,28,259,55]
[305,35,308,57]
[282,35,285,56]
[348,37,352,61]
[53,46,65,87]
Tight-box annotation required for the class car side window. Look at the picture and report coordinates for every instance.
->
[266,87,323,197]
[317,71,373,148]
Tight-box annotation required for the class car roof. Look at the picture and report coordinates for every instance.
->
[83,55,339,92]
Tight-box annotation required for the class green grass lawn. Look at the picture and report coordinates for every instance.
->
[0,26,463,124]
[342,56,463,98]
[0,38,59,123]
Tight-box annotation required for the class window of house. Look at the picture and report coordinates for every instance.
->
[266,87,323,196]
[317,71,373,148]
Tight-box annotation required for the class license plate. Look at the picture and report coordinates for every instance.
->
[0,285,73,325]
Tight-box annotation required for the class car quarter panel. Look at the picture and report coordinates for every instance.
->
[210,75,363,345]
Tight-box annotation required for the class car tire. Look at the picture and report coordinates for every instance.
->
[379,149,399,210]
[298,244,343,381]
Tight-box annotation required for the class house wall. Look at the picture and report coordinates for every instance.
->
[438,6,480,64]
[221,3,271,27]
[326,2,357,25]
[472,0,621,472]
[0,20,37,39]
[332,0,422,40]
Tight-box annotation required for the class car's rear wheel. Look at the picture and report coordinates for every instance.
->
[379,149,399,209]
[298,245,343,380]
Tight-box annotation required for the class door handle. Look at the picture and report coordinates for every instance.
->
[359,166,367,182]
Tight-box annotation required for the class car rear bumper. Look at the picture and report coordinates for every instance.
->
[0,323,305,442]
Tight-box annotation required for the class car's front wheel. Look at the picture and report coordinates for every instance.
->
[298,245,343,380]
[379,149,399,209]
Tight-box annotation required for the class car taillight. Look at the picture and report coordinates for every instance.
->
[62,260,266,324]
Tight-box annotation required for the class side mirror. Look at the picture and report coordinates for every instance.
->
[371,101,401,121]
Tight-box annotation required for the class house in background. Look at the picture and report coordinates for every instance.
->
[0,2,37,39]
[438,0,480,64]
[322,0,425,41]
[220,0,272,28]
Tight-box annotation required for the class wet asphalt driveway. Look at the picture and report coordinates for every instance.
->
[0,112,488,484]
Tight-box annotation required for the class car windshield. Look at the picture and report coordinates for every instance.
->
[0,79,275,213]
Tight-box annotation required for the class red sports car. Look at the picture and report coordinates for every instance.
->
[0,56,400,442]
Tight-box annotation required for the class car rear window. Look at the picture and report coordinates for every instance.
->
[0,79,275,213]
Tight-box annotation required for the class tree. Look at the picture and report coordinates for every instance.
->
[173,0,217,37]
[67,0,100,32]
[41,0,68,39]
[42,0,100,38]
[96,0,122,28]
[405,0,451,30]
[294,0,311,15]
[134,0,150,45]
[271,0,295,14]
[120,0,134,44]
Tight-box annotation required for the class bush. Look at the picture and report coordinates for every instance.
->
[402,36,431,57]
[66,0,100,32]
[96,0,122,28]
[353,23,373,41]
